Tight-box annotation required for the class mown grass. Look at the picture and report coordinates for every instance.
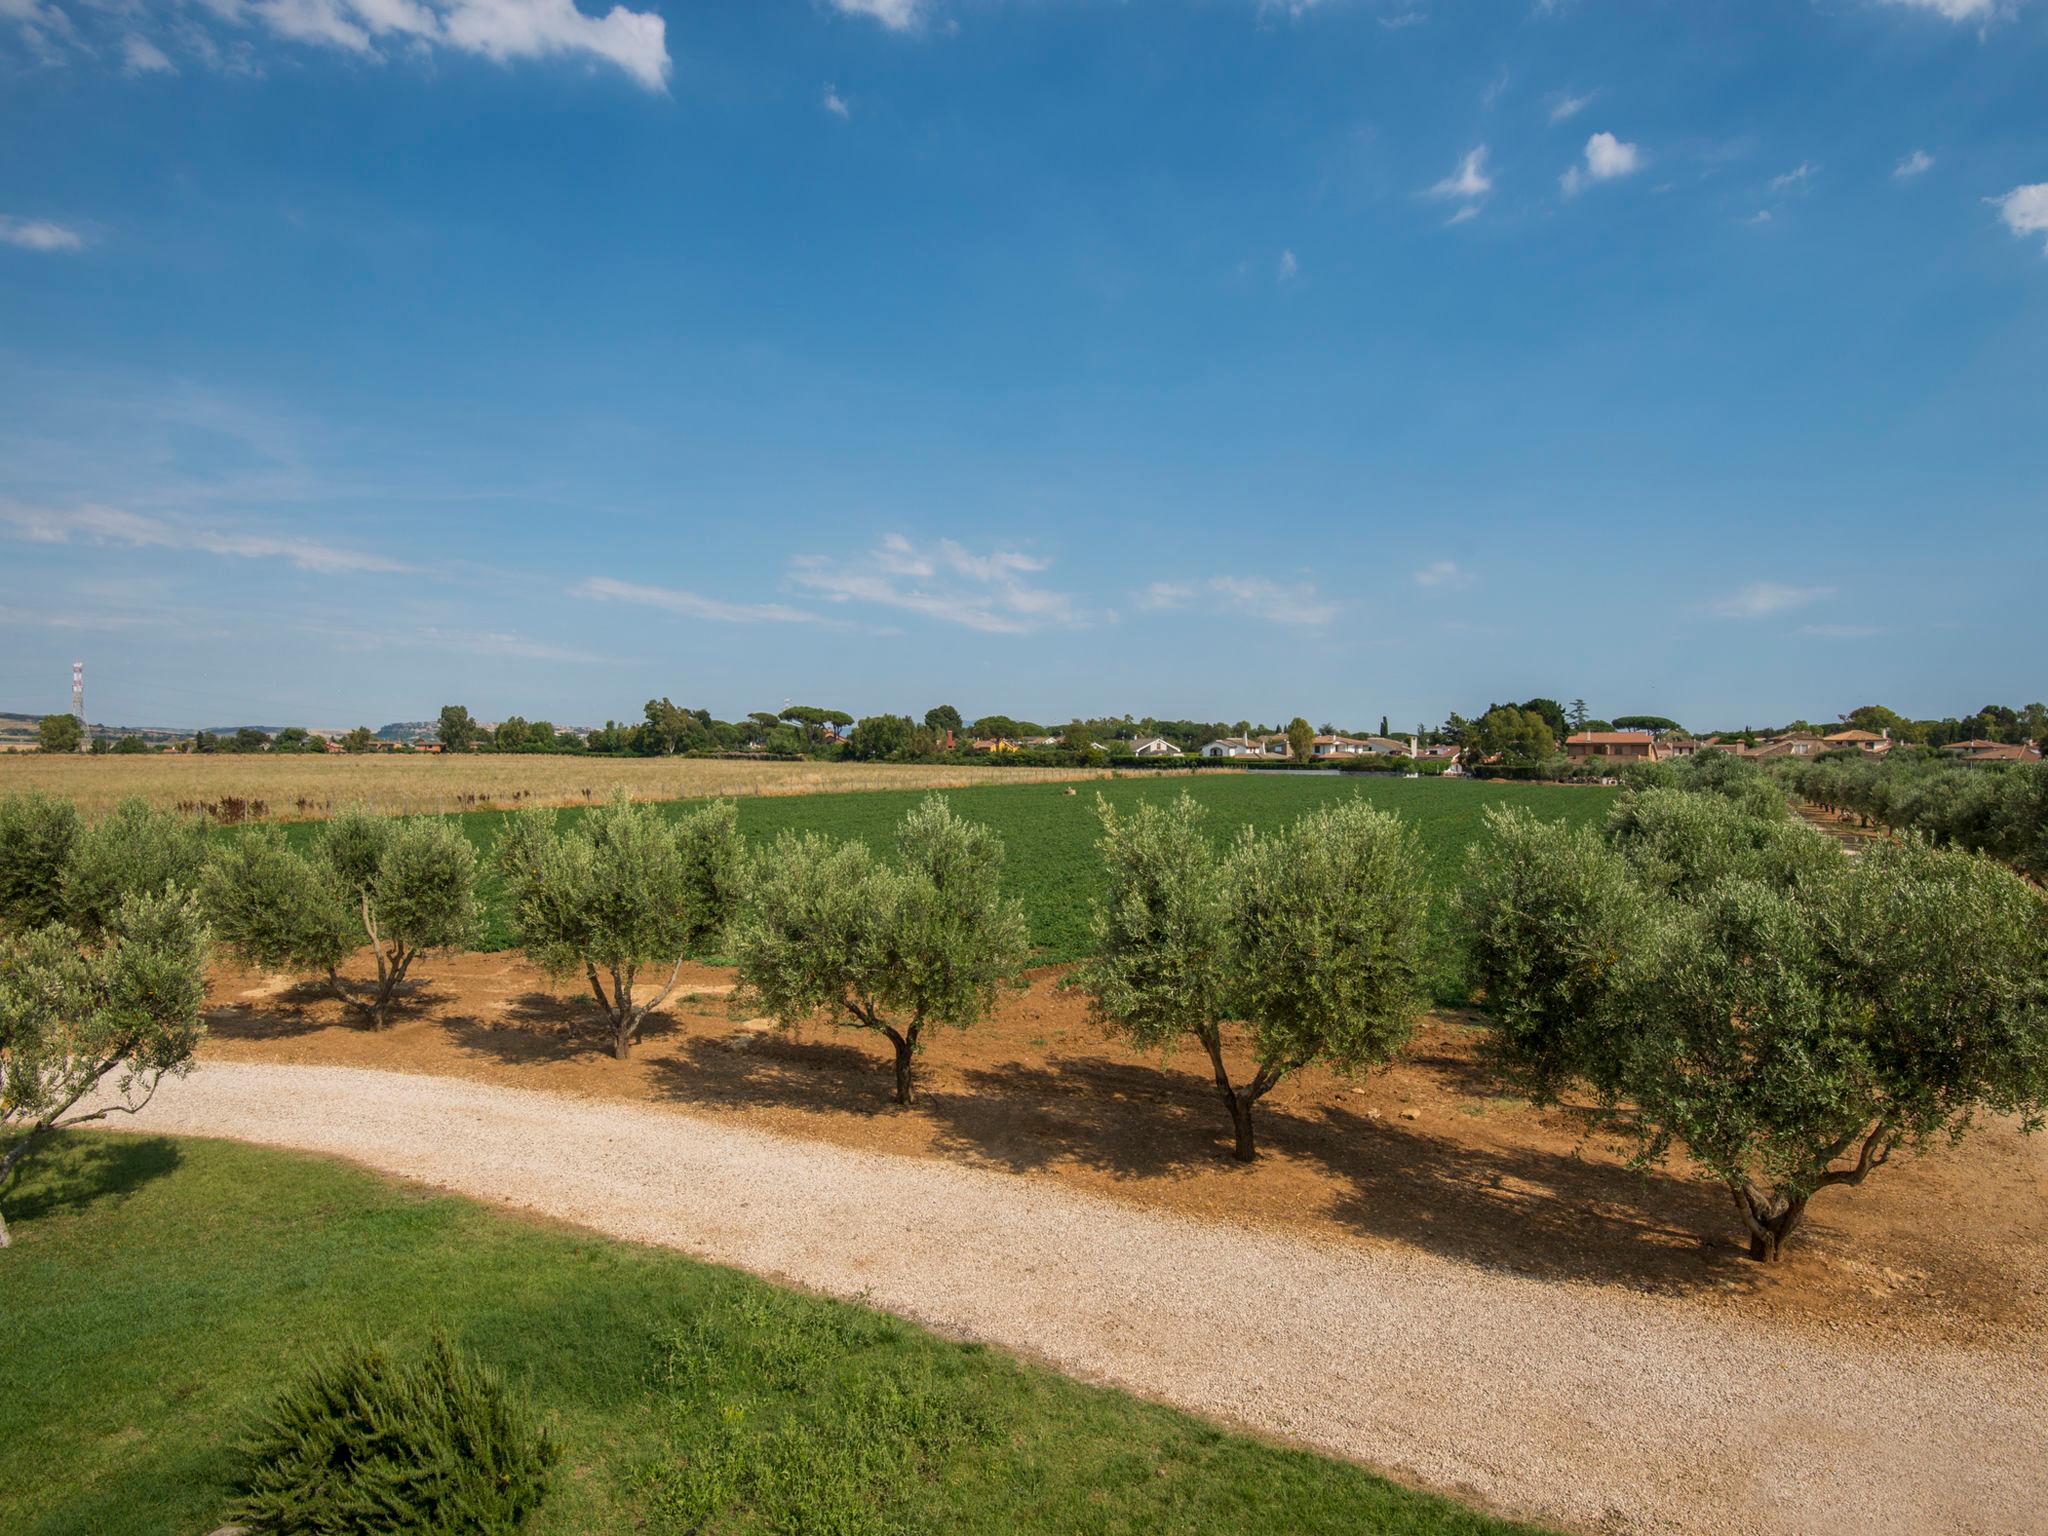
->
[0,1133,1553,1536]
[269,773,1616,1003]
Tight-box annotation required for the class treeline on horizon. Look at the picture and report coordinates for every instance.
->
[28,695,2047,764]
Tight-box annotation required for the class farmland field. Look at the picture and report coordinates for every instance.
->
[0,1134,1545,1536]
[0,752,1127,821]
[268,774,1619,1001]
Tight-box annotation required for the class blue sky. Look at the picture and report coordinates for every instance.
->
[2,0,2043,733]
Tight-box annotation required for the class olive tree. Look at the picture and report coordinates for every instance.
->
[496,793,744,1059]
[0,889,210,1248]
[0,792,80,933]
[1072,794,1430,1161]
[734,796,1029,1105]
[1466,803,2048,1261]
[203,810,479,1028]
[61,798,210,941]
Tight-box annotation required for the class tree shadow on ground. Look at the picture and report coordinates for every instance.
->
[647,1030,910,1122]
[439,991,713,1068]
[1299,1101,1762,1293]
[923,1055,1250,1181]
[916,1055,1763,1296]
[204,978,452,1041]
[4,1132,183,1231]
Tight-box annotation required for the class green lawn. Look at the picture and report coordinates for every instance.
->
[275,772,1617,1002]
[0,1133,1553,1536]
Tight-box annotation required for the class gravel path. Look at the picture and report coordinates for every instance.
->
[107,1063,2045,1536]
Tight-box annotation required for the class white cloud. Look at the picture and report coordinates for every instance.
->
[821,83,850,118]
[1277,248,1299,283]
[1711,580,1834,620]
[1561,131,1641,195]
[1140,575,1338,626]
[1413,559,1473,590]
[1377,10,1425,28]
[1880,0,1999,19]
[571,575,829,626]
[1769,161,1820,194]
[1988,183,2048,252]
[1444,203,1481,226]
[1548,90,1592,124]
[81,0,670,91]
[829,0,921,29]
[1893,149,1935,180]
[0,215,84,252]
[786,534,1076,635]
[1429,145,1493,201]
[1,500,411,573]
[1745,209,1772,224]
[122,32,176,71]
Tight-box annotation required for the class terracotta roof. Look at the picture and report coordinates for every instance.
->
[1566,731,1658,745]
[1823,729,1887,743]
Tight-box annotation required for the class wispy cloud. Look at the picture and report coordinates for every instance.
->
[53,0,672,92]
[1989,183,2048,253]
[1548,89,1593,124]
[1769,161,1820,194]
[1378,10,1426,29]
[1561,131,1641,196]
[829,0,922,29]
[1140,574,1339,626]
[1429,145,1493,201]
[1712,580,1834,620]
[0,215,84,252]
[1277,248,1300,284]
[121,33,175,74]
[821,83,850,118]
[1893,149,1935,181]
[1413,559,1474,590]
[571,575,831,626]
[1,500,412,573]
[416,626,612,663]
[786,534,1076,635]
[1880,0,2001,20]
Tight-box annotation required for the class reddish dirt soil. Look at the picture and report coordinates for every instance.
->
[201,949,2048,1352]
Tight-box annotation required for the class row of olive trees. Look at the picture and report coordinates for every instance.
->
[1777,753,2048,882]
[9,778,2046,1269]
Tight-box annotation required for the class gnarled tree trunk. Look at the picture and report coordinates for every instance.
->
[881,1022,922,1105]
[1199,1027,1289,1163]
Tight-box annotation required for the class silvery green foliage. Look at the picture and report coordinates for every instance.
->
[0,792,81,934]
[1466,790,2048,1261]
[62,798,211,941]
[497,792,743,1058]
[0,888,211,1247]
[734,795,1029,1105]
[1073,793,1430,1161]
[203,808,479,1029]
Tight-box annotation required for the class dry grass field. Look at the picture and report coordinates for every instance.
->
[0,752,1133,821]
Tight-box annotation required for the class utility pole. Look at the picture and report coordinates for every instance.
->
[71,661,87,752]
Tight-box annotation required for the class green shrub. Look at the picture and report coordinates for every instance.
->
[229,1331,557,1535]
[61,798,210,940]
[0,793,80,933]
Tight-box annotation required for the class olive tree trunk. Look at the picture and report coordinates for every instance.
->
[587,955,687,1060]
[879,1022,922,1105]
[1199,1028,1289,1163]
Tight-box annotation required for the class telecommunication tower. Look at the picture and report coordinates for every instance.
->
[71,661,86,751]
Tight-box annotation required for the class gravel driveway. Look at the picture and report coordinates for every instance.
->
[104,1062,2047,1536]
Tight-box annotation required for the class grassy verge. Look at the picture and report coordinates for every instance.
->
[270,773,1618,1002]
[0,1133,1552,1536]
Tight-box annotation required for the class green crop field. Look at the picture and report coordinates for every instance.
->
[272,773,1618,1003]
[0,1134,1549,1536]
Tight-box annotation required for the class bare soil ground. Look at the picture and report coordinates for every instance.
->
[201,949,2048,1353]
